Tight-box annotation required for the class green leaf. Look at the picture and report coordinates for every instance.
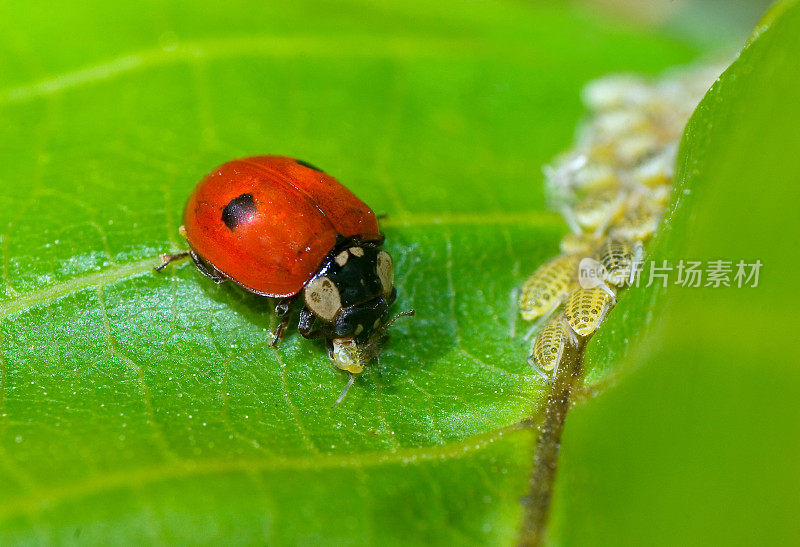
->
[0,1,702,543]
[547,0,800,544]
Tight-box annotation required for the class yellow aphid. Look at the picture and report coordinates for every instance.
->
[544,154,616,198]
[614,132,662,166]
[631,142,677,187]
[609,204,661,242]
[596,239,641,287]
[519,254,580,322]
[582,75,655,111]
[648,184,672,207]
[571,187,627,233]
[567,161,618,192]
[528,315,576,380]
[586,109,651,144]
[564,287,615,337]
[560,231,599,255]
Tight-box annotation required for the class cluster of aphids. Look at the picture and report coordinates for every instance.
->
[516,65,721,381]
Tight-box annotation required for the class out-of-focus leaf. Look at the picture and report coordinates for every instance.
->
[547,1,800,544]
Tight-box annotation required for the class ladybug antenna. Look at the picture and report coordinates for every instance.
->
[332,373,356,408]
[385,309,416,329]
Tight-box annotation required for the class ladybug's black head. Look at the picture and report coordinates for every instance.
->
[301,239,413,391]
[303,240,394,340]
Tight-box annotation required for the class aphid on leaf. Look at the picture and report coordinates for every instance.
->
[544,154,617,200]
[631,142,677,187]
[609,203,661,242]
[581,75,655,111]
[560,231,599,255]
[564,286,615,337]
[517,254,581,340]
[584,109,651,145]
[648,184,672,207]
[528,315,577,381]
[565,186,628,236]
[596,238,643,288]
[615,127,666,166]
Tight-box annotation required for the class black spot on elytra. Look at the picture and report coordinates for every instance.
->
[296,159,326,174]
[222,193,256,230]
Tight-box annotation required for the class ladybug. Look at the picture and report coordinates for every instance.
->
[156,155,413,405]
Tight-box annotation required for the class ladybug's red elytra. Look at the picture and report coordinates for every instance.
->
[157,155,413,405]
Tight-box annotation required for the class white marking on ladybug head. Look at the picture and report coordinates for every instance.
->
[376,251,394,295]
[304,276,341,322]
[349,246,365,257]
[334,250,349,267]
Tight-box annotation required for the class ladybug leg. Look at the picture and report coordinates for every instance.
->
[270,297,296,348]
[274,298,293,317]
[270,317,291,348]
[154,251,191,272]
[298,307,322,339]
[189,252,226,284]
[156,251,227,284]
[326,338,335,360]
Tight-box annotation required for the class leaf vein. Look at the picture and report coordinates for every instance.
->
[96,286,179,462]
[0,35,482,105]
[0,258,157,321]
[0,422,529,523]
[274,350,320,454]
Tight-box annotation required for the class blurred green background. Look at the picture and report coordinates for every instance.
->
[581,0,771,48]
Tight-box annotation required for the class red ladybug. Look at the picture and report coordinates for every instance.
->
[157,155,413,404]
